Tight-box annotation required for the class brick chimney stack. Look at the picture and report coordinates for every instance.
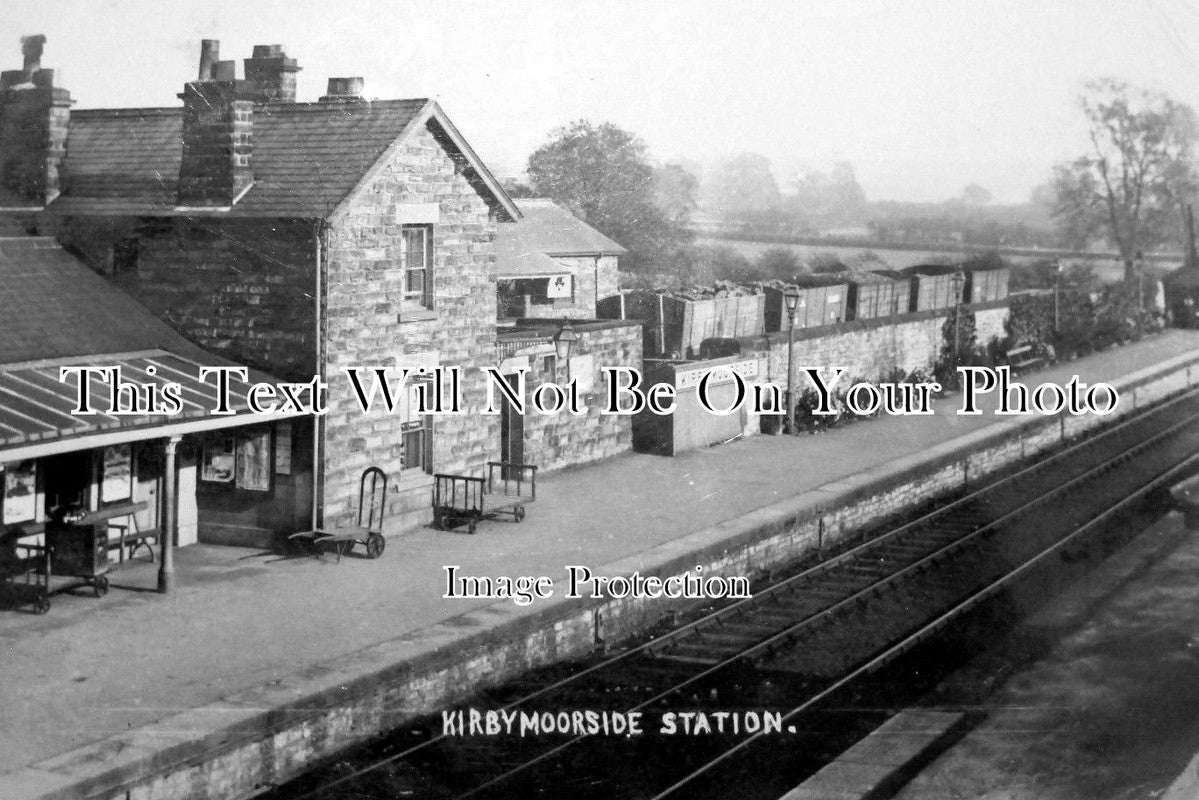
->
[244,45,301,103]
[0,34,72,206]
[177,39,255,207]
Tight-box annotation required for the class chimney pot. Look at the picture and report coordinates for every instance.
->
[213,60,236,81]
[243,44,300,103]
[20,34,46,75]
[320,77,364,102]
[198,39,219,80]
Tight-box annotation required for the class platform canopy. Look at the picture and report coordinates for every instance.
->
[0,236,307,462]
[0,350,306,462]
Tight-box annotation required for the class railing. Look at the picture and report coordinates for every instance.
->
[497,337,550,360]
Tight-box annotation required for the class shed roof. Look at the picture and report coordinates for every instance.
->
[49,99,520,221]
[496,198,625,264]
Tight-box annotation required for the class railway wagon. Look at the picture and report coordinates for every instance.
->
[598,289,764,357]
[900,265,963,312]
[837,270,904,321]
[763,276,849,331]
[867,270,913,317]
[965,265,1010,304]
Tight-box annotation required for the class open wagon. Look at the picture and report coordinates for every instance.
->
[288,467,388,562]
[433,461,536,534]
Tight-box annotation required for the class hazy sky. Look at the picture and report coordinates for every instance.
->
[8,0,1199,203]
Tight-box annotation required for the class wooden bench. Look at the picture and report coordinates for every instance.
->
[1005,342,1043,373]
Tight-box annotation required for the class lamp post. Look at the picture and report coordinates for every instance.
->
[552,319,580,384]
[1052,258,1063,334]
[783,287,800,435]
[950,270,965,359]
[1134,251,1145,311]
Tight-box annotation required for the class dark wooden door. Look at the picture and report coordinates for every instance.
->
[499,373,524,466]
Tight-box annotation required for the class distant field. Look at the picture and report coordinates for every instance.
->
[696,236,1131,284]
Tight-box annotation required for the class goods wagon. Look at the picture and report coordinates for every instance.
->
[965,266,1010,303]
[868,270,913,316]
[763,276,849,331]
[901,265,963,311]
[598,288,764,357]
[834,270,904,321]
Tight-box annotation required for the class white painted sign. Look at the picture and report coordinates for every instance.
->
[675,359,759,390]
[547,274,573,299]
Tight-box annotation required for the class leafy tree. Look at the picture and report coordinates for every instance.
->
[501,178,535,198]
[757,247,803,281]
[653,163,699,231]
[792,161,867,221]
[526,121,691,272]
[696,245,761,283]
[959,183,992,205]
[1053,79,1199,278]
[709,152,781,223]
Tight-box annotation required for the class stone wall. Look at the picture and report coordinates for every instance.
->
[508,321,641,473]
[744,301,1011,388]
[596,255,619,302]
[53,216,318,381]
[322,118,503,529]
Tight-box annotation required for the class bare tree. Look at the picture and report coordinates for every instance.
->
[1053,79,1198,279]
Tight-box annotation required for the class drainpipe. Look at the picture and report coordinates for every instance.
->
[311,221,325,532]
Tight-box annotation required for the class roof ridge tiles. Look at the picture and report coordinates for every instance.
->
[72,107,182,117]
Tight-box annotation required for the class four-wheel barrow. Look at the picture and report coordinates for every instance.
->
[288,467,388,561]
[433,461,536,534]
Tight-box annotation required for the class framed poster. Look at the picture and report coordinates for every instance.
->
[2,460,37,523]
[201,437,235,483]
[235,431,271,492]
[100,444,133,503]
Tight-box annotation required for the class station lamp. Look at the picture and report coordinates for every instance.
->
[783,287,801,435]
[552,319,580,382]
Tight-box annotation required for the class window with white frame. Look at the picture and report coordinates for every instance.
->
[402,224,433,310]
[401,377,433,473]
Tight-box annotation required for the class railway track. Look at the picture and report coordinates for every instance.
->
[268,389,1199,800]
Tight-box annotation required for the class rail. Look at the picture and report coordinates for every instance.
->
[271,386,1199,800]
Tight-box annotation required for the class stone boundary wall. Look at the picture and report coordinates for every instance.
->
[741,299,1010,390]
[18,349,1199,800]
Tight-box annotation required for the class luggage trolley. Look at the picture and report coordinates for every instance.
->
[289,467,388,562]
[432,461,537,534]
[0,536,51,614]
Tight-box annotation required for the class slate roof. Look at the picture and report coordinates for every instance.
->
[497,198,625,264]
[49,98,518,220]
[0,237,303,456]
[0,237,210,364]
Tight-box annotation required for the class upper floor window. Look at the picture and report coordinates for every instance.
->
[402,225,433,310]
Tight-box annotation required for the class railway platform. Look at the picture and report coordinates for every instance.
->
[3,330,1199,799]
[889,509,1199,800]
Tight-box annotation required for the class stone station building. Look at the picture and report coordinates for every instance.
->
[0,36,641,548]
